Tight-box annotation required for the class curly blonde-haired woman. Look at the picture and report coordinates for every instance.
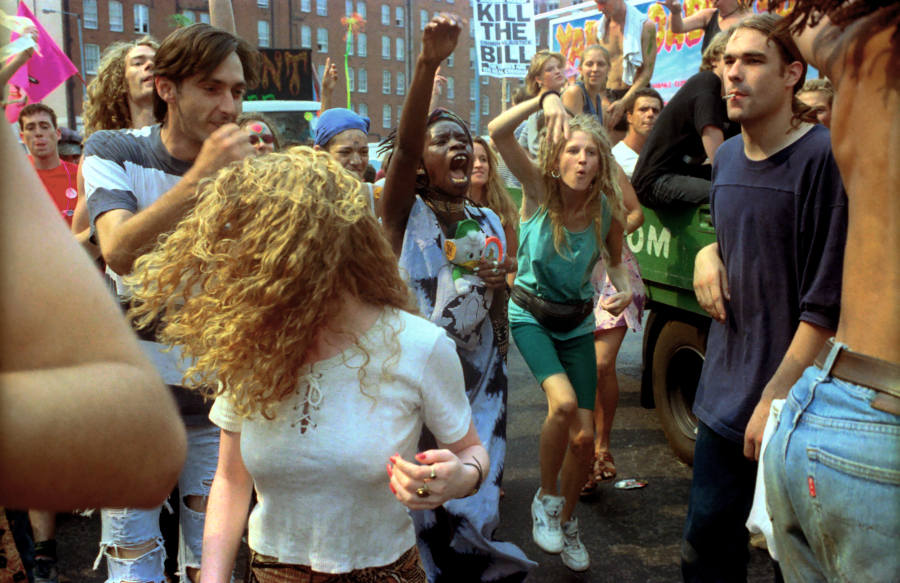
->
[489,93,633,572]
[127,148,488,582]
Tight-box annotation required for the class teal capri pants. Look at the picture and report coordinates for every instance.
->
[510,320,597,410]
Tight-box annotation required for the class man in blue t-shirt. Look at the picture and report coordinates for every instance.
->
[684,14,847,582]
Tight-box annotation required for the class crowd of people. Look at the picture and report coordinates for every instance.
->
[1,1,897,582]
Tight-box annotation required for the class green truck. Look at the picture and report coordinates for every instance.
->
[629,205,715,465]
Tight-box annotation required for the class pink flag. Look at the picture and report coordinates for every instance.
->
[6,1,79,122]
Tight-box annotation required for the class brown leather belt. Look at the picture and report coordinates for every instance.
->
[814,338,900,415]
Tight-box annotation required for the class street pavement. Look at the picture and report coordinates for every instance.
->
[52,326,777,582]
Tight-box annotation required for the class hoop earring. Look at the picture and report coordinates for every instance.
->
[550,169,560,179]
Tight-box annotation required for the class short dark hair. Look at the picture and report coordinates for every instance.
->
[18,103,58,130]
[152,24,260,122]
[625,87,663,114]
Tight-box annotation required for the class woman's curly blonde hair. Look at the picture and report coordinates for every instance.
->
[537,114,625,256]
[126,147,413,418]
[472,137,518,228]
[82,37,158,137]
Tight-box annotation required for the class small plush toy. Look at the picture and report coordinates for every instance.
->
[443,219,505,294]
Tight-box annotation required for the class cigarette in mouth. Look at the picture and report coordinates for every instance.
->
[723,93,736,100]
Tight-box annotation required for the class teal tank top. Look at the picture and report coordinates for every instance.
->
[510,200,612,339]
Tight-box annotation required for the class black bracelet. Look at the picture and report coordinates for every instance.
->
[538,90,561,110]
[462,459,484,497]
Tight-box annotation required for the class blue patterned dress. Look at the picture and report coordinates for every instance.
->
[400,197,535,583]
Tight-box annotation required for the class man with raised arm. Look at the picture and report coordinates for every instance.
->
[762,3,899,581]
[685,14,847,582]
[593,0,658,137]
[83,23,258,583]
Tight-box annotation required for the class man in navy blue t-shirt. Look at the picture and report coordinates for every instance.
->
[683,14,847,582]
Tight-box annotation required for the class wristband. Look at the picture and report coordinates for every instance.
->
[538,90,561,110]
[462,458,484,497]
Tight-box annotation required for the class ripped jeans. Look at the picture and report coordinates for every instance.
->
[95,425,219,583]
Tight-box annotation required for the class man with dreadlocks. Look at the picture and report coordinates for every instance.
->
[378,13,533,583]
[761,3,900,581]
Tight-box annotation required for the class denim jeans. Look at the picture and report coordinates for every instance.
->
[681,421,759,582]
[764,352,900,583]
[95,425,219,582]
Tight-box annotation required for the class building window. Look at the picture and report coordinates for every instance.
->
[258,21,270,47]
[397,105,403,124]
[348,68,355,92]
[383,105,391,129]
[470,47,476,68]
[382,70,391,94]
[420,10,428,31]
[300,25,311,49]
[85,43,100,75]
[316,0,327,16]
[446,77,455,100]
[470,80,476,101]
[358,103,368,118]
[381,5,390,26]
[345,1,353,15]
[83,0,98,29]
[258,0,269,7]
[447,53,454,68]
[109,1,123,32]
[317,28,328,52]
[470,112,478,133]
[199,12,210,24]
[396,71,405,95]
[482,75,489,85]
[300,0,311,12]
[358,69,367,93]
[357,33,367,57]
[134,4,150,34]
[396,38,404,61]
[469,19,475,38]
[395,6,405,27]
[482,95,490,115]
[381,36,390,59]
[182,10,196,22]
[356,2,366,18]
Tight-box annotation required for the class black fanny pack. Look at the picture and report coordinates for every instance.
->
[510,285,593,333]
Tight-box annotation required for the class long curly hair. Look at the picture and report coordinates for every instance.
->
[126,147,413,418]
[537,114,625,256]
[472,137,518,228]
[82,37,158,137]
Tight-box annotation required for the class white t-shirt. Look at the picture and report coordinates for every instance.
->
[612,140,640,180]
[209,307,472,574]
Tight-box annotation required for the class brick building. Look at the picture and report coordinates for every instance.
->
[48,0,575,138]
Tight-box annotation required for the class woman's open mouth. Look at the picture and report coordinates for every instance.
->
[449,153,470,185]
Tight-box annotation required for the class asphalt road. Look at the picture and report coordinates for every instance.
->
[51,326,777,582]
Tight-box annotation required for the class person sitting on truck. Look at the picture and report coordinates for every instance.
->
[517,50,568,158]
[796,78,833,129]
[237,112,281,154]
[631,31,739,208]
[593,0,659,140]
[562,45,611,125]
[610,87,663,179]
[490,88,632,571]
[313,107,370,180]
[663,0,751,54]
[581,89,660,496]
[686,14,847,582]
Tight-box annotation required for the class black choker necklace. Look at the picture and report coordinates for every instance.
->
[424,197,467,214]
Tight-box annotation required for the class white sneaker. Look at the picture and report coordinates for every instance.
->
[561,517,590,572]
[531,488,565,554]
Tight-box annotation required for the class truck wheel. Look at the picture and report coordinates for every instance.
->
[652,321,706,465]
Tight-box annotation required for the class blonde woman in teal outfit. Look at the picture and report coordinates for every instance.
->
[489,90,633,573]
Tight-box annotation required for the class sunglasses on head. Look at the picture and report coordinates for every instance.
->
[248,133,275,145]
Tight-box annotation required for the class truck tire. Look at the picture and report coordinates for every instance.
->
[652,320,707,465]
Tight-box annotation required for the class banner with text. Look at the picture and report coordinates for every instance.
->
[473,0,536,78]
[245,48,315,101]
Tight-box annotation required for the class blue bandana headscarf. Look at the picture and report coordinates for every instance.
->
[314,108,370,147]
